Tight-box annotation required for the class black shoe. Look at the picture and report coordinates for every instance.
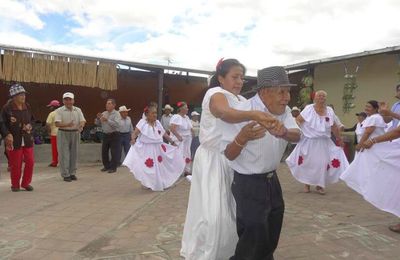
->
[100,168,109,172]
[11,187,20,192]
[22,185,34,191]
[63,177,72,182]
[107,169,116,173]
[48,163,57,167]
[70,175,77,181]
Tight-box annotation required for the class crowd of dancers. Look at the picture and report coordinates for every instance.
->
[1,58,399,260]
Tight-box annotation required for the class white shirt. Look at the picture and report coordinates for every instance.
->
[355,121,365,143]
[160,114,173,131]
[119,116,133,133]
[191,120,200,137]
[219,94,299,174]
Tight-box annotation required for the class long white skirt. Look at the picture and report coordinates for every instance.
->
[341,142,400,217]
[123,140,185,191]
[174,136,193,173]
[286,137,349,188]
[181,146,238,260]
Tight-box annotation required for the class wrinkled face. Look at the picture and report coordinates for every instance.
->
[120,111,128,118]
[106,100,115,111]
[146,108,158,122]
[164,109,172,115]
[63,98,74,108]
[218,65,244,95]
[179,105,188,115]
[192,115,200,121]
[364,103,378,116]
[13,93,26,104]
[314,91,327,105]
[260,86,291,115]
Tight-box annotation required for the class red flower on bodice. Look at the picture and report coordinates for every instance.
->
[157,156,163,163]
[161,144,167,152]
[185,157,191,164]
[331,158,340,168]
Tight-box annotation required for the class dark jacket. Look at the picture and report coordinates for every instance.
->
[1,100,35,149]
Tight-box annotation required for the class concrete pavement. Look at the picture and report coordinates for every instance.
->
[0,162,399,260]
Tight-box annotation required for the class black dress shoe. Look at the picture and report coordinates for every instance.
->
[48,163,57,167]
[11,187,20,192]
[22,185,34,191]
[70,175,77,181]
[63,176,72,182]
[107,169,116,173]
[100,168,109,172]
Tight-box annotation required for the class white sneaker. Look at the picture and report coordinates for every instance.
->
[185,175,192,182]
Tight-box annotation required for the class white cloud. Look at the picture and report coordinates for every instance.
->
[0,0,400,75]
[0,0,44,29]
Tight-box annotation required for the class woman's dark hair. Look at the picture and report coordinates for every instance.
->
[367,100,379,110]
[209,58,246,88]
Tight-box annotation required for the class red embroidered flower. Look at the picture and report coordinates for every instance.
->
[325,117,330,122]
[298,156,303,166]
[327,164,330,171]
[157,155,163,163]
[144,158,154,168]
[331,158,340,168]
[161,144,167,152]
[185,157,191,164]
[158,130,161,135]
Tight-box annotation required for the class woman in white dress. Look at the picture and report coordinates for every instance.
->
[170,102,193,175]
[360,124,400,233]
[286,90,349,194]
[340,101,400,229]
[181,59,278,260]
[123,105,184,191]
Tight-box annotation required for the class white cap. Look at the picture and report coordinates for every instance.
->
[291,106,300,112]
[118,105,131,112]
[191,111,200,116]
[63,92,74,99]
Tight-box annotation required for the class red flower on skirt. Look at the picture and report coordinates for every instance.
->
[158,130,161,135]
[325,117,330,122]
[157,155,163,163]
[331,158,340,168]
[145,158,154,168]
[185,157,191,164]
[161,144,167,152]
[327,164,330,171]
[298,156,304,165]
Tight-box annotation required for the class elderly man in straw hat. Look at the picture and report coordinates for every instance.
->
[46,99,61,167]
[221,66,301,260]
[55,92,86,182]
[118,105,133,165]
[160,104,174,135]
[1,83,35,192]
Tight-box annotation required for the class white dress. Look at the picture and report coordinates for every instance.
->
[286,104,349,188]
[340,114,400,217]
[122,119,185,191]
[181,87,239,260]
[170,114,193,173]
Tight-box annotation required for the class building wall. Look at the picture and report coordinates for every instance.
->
[314,54,399,126]
[0,70,208,126]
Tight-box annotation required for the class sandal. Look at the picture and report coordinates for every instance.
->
[389,224,400,233]
[316,186,326,195]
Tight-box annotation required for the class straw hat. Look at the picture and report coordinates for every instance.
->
[118,105,131,112]
[163,104,174,112]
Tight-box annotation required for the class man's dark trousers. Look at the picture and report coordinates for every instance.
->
[230,171,285,260]
[101,132,121,171]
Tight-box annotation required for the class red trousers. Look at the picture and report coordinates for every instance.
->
[50,135,58,166]
[9,147,34,189]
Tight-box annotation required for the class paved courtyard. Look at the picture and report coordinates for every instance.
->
[0,162,399,260]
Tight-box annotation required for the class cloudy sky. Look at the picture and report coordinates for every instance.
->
[1,0,400,75]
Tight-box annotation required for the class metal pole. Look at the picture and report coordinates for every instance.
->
[157,69,164,119]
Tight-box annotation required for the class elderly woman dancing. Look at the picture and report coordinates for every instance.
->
[286,90,349,194]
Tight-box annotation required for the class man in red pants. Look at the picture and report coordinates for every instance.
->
[1,83,35,192]
[46,100,60,167]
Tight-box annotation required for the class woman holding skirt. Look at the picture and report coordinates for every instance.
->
[123,105,184,191]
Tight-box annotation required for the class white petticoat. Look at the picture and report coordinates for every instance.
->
[123,140,185,191]
[340,141,400,217]
[286,137,349,188]
[180,146,238,260]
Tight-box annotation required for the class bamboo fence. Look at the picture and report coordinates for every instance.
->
[1,50,117,90]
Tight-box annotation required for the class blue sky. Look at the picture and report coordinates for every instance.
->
[1,0,400,75]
